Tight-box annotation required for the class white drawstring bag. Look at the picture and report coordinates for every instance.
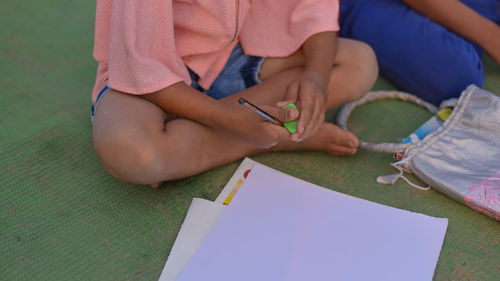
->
[337,85,500,221]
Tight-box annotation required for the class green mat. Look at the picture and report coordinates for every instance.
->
[1,1,499,280]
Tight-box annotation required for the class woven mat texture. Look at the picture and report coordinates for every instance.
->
[1,1,499,280]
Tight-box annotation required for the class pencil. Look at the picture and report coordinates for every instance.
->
[238,98,282,126]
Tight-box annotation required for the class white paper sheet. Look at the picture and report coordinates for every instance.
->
[176,163,448,281]
[158,158,257,281]
[215,157,256,203]
[157,198,226,281]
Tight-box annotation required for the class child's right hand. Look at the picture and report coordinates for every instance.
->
[221,103,299,148]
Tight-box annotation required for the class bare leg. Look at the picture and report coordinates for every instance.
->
[92,38,377,184]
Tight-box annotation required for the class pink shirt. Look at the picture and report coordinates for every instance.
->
[92,0,339,102]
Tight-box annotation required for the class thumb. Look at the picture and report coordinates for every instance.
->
[261,105,299,123]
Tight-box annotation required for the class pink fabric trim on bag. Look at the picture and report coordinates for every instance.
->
[465,170,500,221]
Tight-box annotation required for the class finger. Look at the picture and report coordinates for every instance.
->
[296,106,311,137]
[301,96,320,137]
[290,132,301,142]
[262,123,292,146]
[273,125,293,140]
[261,105,299,123]
[277,81,299,107]
[306,99,325,138]
[295,91,314,136]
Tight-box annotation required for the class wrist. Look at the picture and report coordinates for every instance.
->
[304,67,330,86]
[206,100,245,132]
[302,32,335,86]
[300,68,330,98]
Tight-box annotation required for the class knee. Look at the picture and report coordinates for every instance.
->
[356,41,379,82]
[93,128,165,185]
[348,41,379,97]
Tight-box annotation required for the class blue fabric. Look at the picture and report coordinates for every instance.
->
[90,85,110,122]
[189,43,264,100]
[339,0,500,105]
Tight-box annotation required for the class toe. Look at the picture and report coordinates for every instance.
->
[328,143,357,156]
[329,124,359,148]
[150,182,161,188]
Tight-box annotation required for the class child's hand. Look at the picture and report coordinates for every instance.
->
[277,73,328,142]
[225,103,299,148]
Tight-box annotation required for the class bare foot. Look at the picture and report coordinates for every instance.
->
[274,123,359,156]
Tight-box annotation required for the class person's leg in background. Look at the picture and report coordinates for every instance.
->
[339,0,499,105]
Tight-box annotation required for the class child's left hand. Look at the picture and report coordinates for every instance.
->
[277,73,328,142]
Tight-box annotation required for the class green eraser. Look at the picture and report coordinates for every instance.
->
[282,103,299,133]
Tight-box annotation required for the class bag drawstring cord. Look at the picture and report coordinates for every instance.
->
[377,157,431,191]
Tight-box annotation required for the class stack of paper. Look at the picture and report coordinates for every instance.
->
[159,158,448,281]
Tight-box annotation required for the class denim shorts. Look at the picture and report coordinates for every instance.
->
[90,43,264,122]
[189,43,264,100]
